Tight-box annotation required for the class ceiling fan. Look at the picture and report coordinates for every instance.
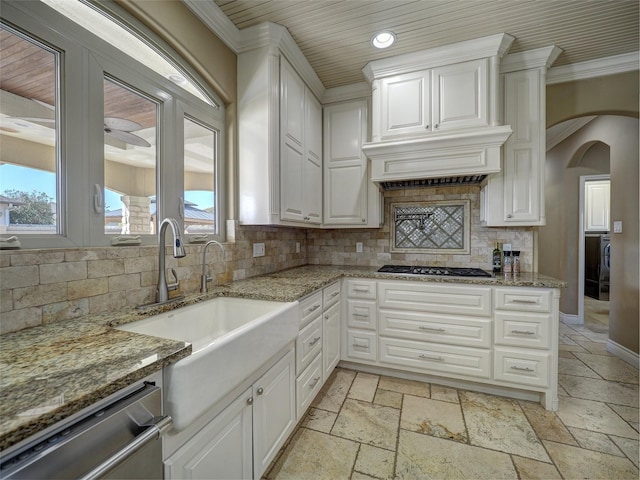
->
[12,99,151,147]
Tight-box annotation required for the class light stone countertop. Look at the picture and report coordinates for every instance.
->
[0,264,566,451]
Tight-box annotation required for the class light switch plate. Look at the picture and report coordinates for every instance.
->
[253,242,265,257]
[356,242,363,253]
[613,221,622,233]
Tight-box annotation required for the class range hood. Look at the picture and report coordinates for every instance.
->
[363,125,513,184]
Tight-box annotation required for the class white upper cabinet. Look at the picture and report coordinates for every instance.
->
[237,24,324,227]
[432,59,488,131]
[481,46,562,227]
[585,180,610,231]
[380,70,431,139]
[323,100,382,227]
[362,33,515,183]
[280,59,322,224]
[377,59,488,141]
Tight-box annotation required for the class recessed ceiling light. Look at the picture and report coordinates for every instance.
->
[371,31,396,49]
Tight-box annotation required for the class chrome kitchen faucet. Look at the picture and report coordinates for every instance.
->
[201,240,225,293]
[156,217,186,303]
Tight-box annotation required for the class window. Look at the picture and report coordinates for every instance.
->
[0,0,225,247]
[0,24,60,235]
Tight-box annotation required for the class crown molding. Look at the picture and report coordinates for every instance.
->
[322,82,371,104]
[501,46,563,73]
[363,33,515,83]
[182,0,241,52]
[547,52,639,85]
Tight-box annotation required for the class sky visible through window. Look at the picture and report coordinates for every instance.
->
[0,164,214,211]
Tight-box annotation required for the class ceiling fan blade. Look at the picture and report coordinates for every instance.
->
[31,99,55,111]
[104,117,142,132]
[105,129,151,147]
[12,117,56,124]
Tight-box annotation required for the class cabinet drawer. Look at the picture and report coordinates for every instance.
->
[323,281,341,308]
[296,316,322,374]
[299,290,323,327]
[347,299,377,330]
[379,337,491,379]
[296,353,323,420]
[346,279,377,299]
[346,329,377,362]
[378,281,491,317]
[379,309,491,348]
[494,347,550,387]
[495,288,552,313]
[494,311,552,349]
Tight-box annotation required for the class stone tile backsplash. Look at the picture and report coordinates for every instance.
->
[0,225,306,334]
[0,186,533,334]
[307,186,534,271]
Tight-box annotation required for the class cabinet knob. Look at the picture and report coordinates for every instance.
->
[506,214,513,218]
[325,314,329,319]
[257,387,264,395]
[247,397,254,405]
[361,218,366,223]
[434,124,439,129]
[425,125,429,129]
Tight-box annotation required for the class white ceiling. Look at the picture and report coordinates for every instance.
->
[211,0,639,89]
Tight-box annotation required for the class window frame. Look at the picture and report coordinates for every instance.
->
[0,0,226,248]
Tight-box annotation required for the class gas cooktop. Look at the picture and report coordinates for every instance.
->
[377,265,492,278]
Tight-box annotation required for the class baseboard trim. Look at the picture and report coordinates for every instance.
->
[607,340,640,368]
[559,311,581,325]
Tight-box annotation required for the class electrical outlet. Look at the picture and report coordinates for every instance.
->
[252,242,265,257]
[503,243,512,252]
[613,221,622,233]
[296,242,300,254]
[356,242,363,253]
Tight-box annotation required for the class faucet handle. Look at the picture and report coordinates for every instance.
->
[167,268,180,291]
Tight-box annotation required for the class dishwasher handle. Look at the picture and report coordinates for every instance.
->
[78,415,172,480]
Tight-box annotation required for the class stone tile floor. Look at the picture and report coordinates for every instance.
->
[265,320,639,479]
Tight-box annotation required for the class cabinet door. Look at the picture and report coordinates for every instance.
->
[304,90,322,224]
[323,300,341,382]
[323,100,371,226]
[280,59,306,222]
[432,59,488,131]
[380,70,430,138]
[165,388,253,480]
[585,180,610,231]
[253,348,296,479]
[503,68,542,222]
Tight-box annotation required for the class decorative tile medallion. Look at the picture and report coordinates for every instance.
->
[391,200,470,254]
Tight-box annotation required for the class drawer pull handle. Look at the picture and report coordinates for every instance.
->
[309,337,321,346]
[353,287,370,292]
[511,299,538,304]
[309,377,321,389]
[512,330,536,335]
[352,343,368,349]
[419,354,445,362]
[510,366,535,372]
[331,292,340,297]
[419,326,445,332]
[352,313,369,318]
[306,304,321,313]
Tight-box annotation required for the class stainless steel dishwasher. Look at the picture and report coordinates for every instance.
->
[0,382,171,479]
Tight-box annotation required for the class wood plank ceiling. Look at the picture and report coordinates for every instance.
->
[215,0,640,89]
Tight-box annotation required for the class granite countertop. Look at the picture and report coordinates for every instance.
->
[0,264,566,451]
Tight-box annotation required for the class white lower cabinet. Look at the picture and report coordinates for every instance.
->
[322,300,341,382]
[165,348,295,480]
[342,278,561,411]
[295,281,342,420]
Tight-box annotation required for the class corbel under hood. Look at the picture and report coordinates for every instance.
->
[363,125,513,184]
